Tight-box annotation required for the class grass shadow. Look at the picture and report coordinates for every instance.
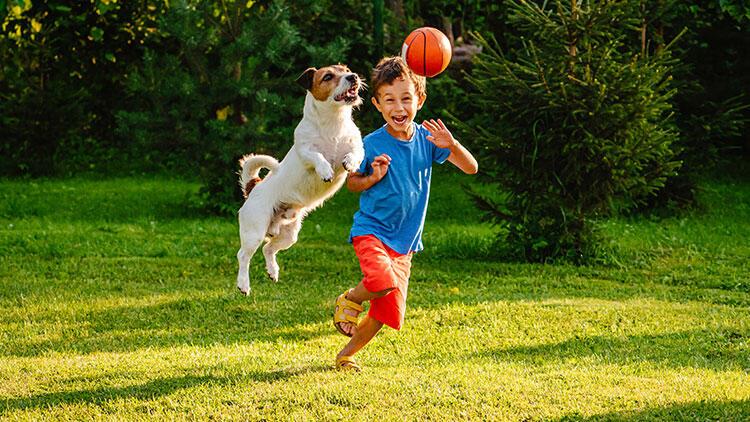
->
[4,251,748,358]
[475,328,749,372]
[556,398,750,421]
[2,291,338,357]
[0,364,330,415]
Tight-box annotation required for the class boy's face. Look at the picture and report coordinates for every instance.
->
[372,76,425,138]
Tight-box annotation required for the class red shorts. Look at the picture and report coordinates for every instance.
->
[352,235,413,330]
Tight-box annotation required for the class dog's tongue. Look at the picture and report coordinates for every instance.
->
[336,85,358,102]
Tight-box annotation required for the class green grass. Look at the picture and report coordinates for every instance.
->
[0,171,748,420]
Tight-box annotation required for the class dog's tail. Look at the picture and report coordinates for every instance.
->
[238,154,279,199]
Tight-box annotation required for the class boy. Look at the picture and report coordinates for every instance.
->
[332,56,478,371]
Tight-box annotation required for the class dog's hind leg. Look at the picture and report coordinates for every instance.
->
[236,246,255,295]
[237,203,272,295]
[262,216,303,282]
[267,206,298,238]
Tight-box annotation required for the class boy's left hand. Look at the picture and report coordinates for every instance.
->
[423,119,458,149]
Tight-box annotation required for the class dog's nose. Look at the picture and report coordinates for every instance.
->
[346,74,357,83]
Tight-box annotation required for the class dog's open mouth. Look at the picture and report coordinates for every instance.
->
[335,84,360,104]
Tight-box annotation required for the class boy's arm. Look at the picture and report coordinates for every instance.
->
[423,119,479,175]
[446,142,478,175]
[346,172,377,192]
[346,154,392,192]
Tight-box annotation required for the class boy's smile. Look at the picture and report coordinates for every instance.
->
[372,76,425,140]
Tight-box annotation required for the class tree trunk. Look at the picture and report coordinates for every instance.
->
[640,0,647,56]
[233,62,247,125]
[374,0,384,61]
[442,17,454,47]
[568,0,578,75]
[387,0,407,33]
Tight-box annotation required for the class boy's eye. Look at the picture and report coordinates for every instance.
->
[385,99,394,103]
[323,74,333,81]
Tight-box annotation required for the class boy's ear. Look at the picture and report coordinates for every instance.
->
[417,93,427,110]
[371,96,382,112]
[296,67,317,91]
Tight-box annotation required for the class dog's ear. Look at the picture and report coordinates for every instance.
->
[296,67,316,91]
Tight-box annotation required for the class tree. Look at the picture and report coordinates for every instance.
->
[0,0,163,175]
[459,0,681,261]
[117,0,373,213]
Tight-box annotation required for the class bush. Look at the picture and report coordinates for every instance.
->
[632,2,750,210]
[0,1,161,176]
[116,0,374,214]
[458,0,682,262]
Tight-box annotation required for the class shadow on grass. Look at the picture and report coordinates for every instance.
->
[4,259,749,361]
[0,365,331,415]
[1,234,747,360]
[2,292,336,357]
[410,256,750,308]
[556,398,750,421]
[476,328,749,372]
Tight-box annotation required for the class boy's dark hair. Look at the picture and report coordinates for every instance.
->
[371,56,426,101]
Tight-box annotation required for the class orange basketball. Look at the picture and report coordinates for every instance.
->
[401,27,452,77]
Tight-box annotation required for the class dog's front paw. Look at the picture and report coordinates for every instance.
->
[342,153,362,173]
[315,162,334,182]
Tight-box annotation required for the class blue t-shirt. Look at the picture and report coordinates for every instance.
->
[349,123,451,254]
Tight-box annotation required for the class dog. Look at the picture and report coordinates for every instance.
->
[235,64,364,295]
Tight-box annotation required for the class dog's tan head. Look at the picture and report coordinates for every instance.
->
[296,65,363,106]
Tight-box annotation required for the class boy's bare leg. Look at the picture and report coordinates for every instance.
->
[337,316,383,359]
[348,281,393,303]
[338,281,394,336]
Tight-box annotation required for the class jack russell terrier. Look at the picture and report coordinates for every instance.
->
[236,64,364,295]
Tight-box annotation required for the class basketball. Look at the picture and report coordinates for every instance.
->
[401,27,452,78]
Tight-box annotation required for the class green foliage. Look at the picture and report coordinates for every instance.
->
[398,0,506,42]
[459,0,682,262]
[719,0,750,22]
[624,1,750,210]
[2,0,749,231]
[0,0,163,175]
[675,3,750,163]
[117,0,373,214]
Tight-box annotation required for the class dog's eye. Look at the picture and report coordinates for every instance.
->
[322,74,333,82]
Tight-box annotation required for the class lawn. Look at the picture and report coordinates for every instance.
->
[0,170,748,420]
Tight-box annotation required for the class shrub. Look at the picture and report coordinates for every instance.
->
[116,0,373,214]
[458,0,682,262]
[630,2,750,210]
[0,0,161,176]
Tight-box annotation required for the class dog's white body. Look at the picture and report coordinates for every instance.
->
[236,65,364,294]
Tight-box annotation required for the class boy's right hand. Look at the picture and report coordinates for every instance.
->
[370,153,391,182]
[345,154,391,192]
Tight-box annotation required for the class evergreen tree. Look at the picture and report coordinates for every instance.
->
[460,0,681,261]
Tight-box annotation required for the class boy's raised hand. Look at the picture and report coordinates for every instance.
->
[370,153,391,181]
[423,119,458,149]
